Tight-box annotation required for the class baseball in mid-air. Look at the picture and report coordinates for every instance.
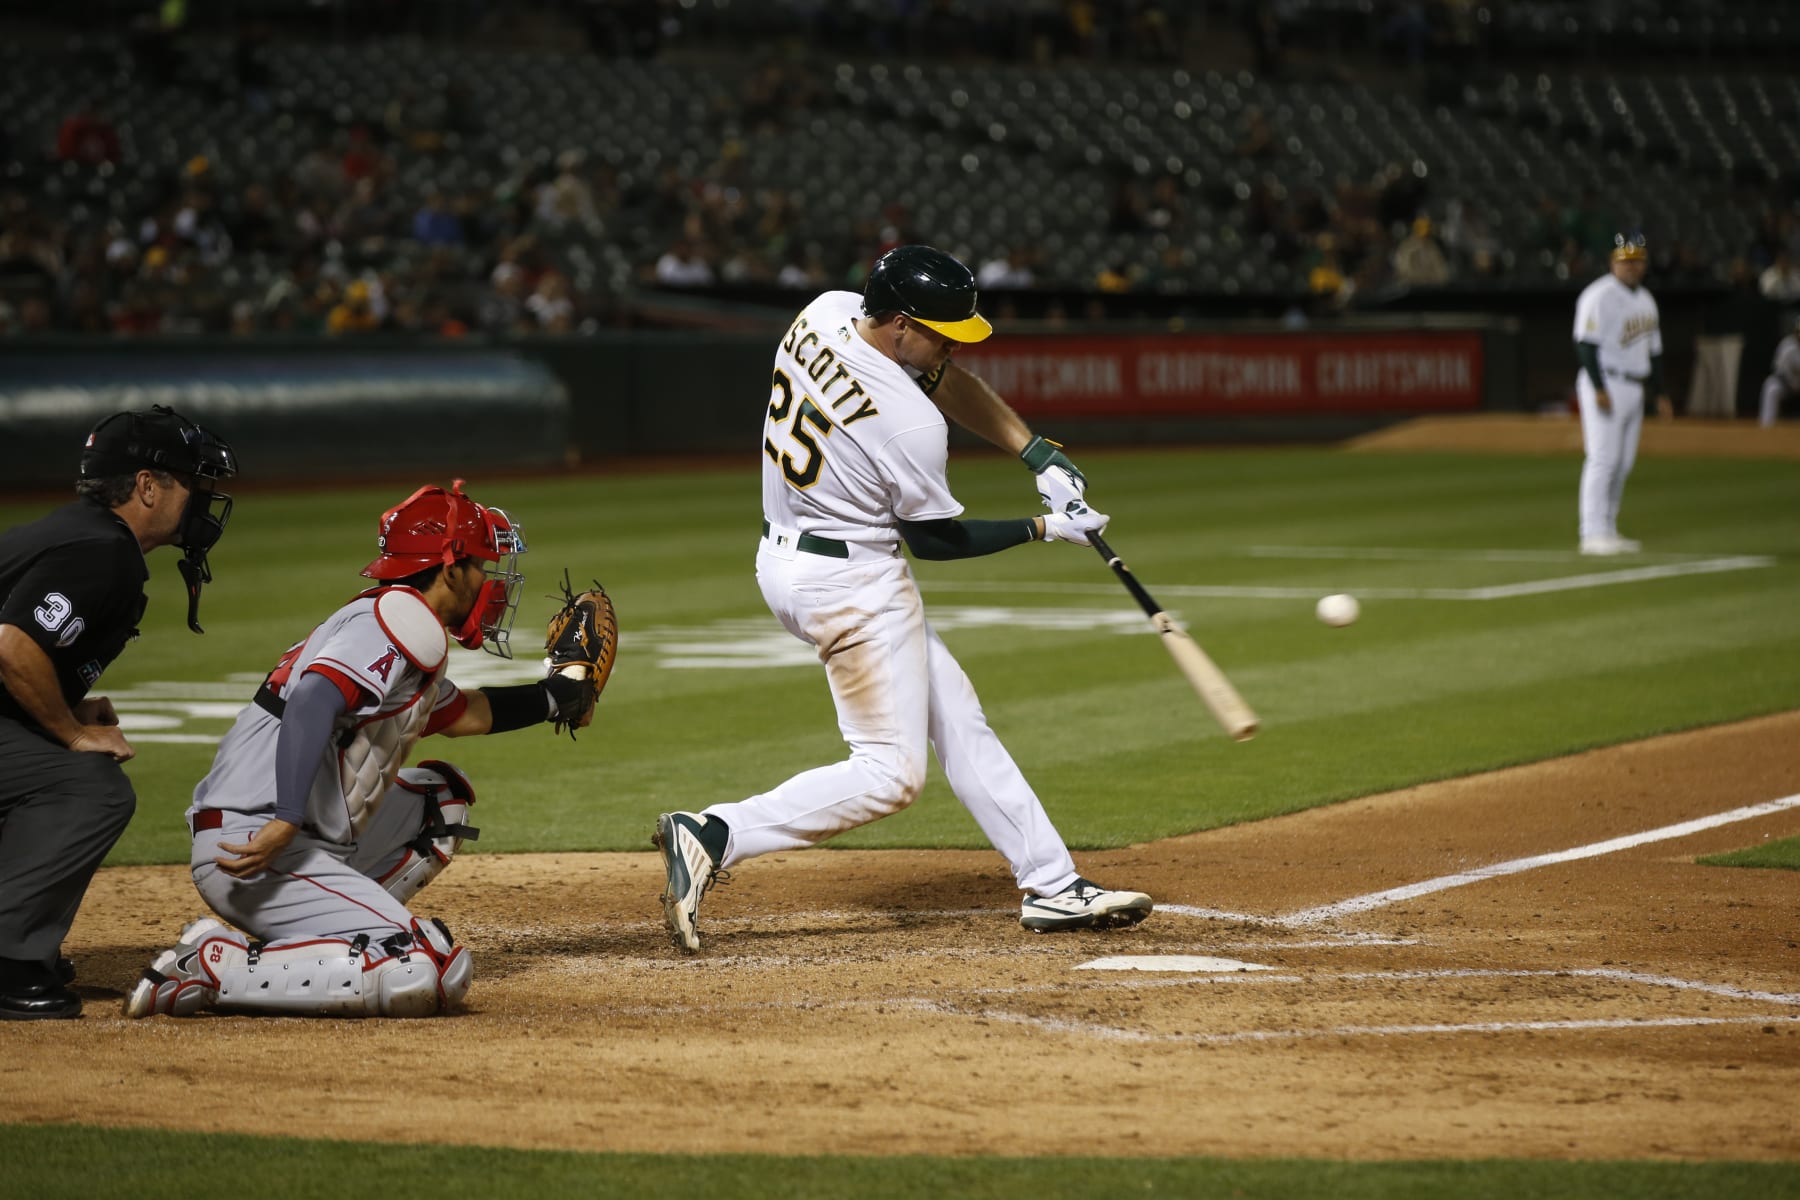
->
[1315,593,1360,627]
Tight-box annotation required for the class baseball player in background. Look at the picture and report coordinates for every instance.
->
[126,481,593,1018]
[1572,232,1672,556]
[1757,314,1800,427]
[653,244,1153,954]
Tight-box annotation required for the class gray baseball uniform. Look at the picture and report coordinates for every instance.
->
[189,586,467,942]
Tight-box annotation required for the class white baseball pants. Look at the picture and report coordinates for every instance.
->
[1575,372,1644,542]
[702,539,1080,898]
[1760,375,1792,427]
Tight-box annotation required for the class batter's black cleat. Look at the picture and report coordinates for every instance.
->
[1020,877,1154,932]
[0,982,82,1021]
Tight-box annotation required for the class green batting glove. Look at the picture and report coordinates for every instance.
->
[1019,435,1087,486]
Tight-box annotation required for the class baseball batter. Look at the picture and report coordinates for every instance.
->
[1572,233,1670,555]
[654,244,1153,953]
[125,481,595,1018]
[1758,315,1800,427]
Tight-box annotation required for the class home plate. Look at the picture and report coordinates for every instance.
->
[1076,955,1276,973]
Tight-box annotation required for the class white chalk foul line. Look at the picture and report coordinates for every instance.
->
[869,1001,1800,1048]
[1180,1013,1800,1047]
[1282,791,1800,927]
[1461,555,1774,600]
[949,967,1800,1007]
[870,966,1800,1046]
[1243,545,1737,563]
[921,554,1771,603]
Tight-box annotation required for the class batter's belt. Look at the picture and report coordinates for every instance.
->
[760,518,849,559]
[1603,367,1650,385]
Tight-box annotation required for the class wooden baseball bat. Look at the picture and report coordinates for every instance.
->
[1089,531,1259,742]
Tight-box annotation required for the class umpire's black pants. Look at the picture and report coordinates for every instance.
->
[0,717,137,980]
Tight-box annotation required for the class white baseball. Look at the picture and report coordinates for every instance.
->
[1315,593,1360,627]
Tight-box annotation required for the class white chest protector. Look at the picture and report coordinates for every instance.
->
[193,586,460,844]
[324,587,452,841]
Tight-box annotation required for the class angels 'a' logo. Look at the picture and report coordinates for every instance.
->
[367,644,401,683]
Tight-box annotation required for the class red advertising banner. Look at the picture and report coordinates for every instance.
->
[954,331,1485,418]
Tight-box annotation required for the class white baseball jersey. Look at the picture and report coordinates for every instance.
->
[761,290,963,550]
[1573,274,1662,378]
[712,288,1085,899]
[1773,334,1800,392]
[191,587,465,844]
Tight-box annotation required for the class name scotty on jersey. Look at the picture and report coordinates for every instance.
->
[780,316,880,426]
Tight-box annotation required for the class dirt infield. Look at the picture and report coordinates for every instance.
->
[1349,414,1800,460]
[4,712,1797,1162]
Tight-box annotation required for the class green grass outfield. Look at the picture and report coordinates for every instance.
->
[3,446,1797,1195]
[3,447,1791,865]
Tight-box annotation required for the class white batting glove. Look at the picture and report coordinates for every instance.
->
[1041,506,1110,547]
[1034,464,1088,516]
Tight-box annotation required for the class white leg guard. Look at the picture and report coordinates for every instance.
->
[124,917,238,1018]
[125,917,471,1018]
[373,760,479,904]
[415,916,473,1010]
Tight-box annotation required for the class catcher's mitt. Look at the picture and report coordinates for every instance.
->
[543,570,617,737]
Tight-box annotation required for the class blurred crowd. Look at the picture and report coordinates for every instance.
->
[7,97,1796,339]
[1,0,1798,337]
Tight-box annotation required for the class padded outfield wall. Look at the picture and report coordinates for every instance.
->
[0,317,1523,486]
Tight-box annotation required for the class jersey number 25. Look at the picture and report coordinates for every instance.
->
[764,369,835,490]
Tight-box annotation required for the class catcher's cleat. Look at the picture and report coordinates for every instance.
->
[652,812,728,954]
[1020,878,1154,933]
[123,917,229,1018]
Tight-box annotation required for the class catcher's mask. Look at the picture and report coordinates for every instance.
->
[80,404,239,634]
[361,479,527,657]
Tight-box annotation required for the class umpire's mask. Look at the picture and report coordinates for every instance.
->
[81,404,239,633]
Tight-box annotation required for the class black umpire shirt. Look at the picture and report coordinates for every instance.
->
[0,498,149,734]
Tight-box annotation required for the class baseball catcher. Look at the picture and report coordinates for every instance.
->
[542,570,617,738]
[124,480,616,1019]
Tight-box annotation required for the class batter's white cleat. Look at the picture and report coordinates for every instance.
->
[652,812,727,954]
[1579,536,1628,556]
[1020,878,1154,932]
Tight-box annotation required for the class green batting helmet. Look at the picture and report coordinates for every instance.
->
[862,245,993,344]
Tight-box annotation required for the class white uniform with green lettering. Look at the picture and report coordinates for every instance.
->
[1759,332,1800,427]
[1573,273,1661,543]
[699,289,1081,896]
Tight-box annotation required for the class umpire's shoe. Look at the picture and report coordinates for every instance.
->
[1020,878,1154,933]
[0,957,81,1020]
[652,812,729,954]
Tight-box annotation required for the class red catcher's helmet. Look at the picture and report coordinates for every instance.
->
[361,480,528,657]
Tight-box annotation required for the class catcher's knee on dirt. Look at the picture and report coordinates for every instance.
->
[373,760,479,904]
[129,918,471,1018]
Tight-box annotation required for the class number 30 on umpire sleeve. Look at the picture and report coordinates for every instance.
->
[765,370,835,490]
